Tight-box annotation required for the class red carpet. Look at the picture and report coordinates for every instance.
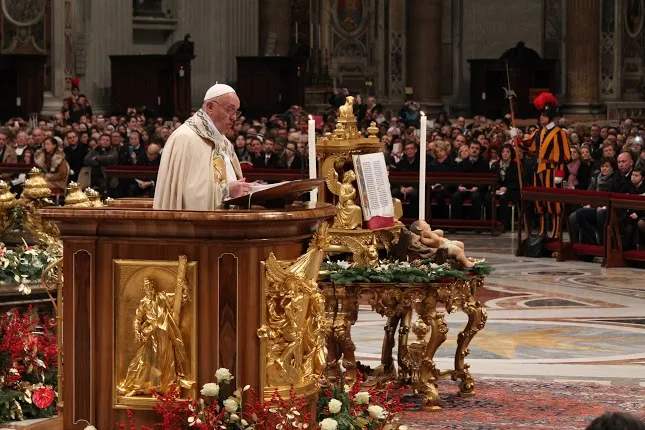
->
[402,379,645,429]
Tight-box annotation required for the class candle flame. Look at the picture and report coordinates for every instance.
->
[309,115,313,120]
[420,111,426,116]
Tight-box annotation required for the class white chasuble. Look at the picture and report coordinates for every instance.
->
[153,110,242,211]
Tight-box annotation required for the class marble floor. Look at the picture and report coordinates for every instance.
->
[355,232,645,386]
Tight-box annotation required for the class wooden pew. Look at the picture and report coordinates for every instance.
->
[105,166,304,183]
[605,194,645,267]
[0,163,34,175]
[389,171,501,234]
[105,165,159,180]
[517,186,613,263]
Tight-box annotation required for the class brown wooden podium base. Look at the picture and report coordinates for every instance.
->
[40,203,335,430]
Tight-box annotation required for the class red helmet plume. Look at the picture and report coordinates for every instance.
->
[70,77,80,89]
[533,92,557,111]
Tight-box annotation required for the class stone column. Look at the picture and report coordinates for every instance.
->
[41,0,68,116]
[565,0,601,114]
[259,0,291,56]
[406,0,442,109]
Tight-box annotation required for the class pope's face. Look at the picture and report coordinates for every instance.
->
[205,93,240,134]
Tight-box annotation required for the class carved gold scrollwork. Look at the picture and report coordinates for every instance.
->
[320,278,487,411]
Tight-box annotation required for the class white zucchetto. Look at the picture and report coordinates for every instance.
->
[203,83,236,101]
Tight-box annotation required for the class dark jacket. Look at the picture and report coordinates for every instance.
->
[565,161,593,191]
[64,144,89,182]
[491,161,520,193]
[84,146,118,193]
[251,152,280,169]
[457,156,490,190]
[118,144,147,166]
[588,171,623,193]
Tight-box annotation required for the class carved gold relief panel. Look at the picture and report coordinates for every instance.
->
[112,257,198,409]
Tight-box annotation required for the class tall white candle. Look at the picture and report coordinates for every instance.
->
[308,115,318,203]
[419,112,427,221]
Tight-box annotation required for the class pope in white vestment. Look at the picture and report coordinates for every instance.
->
[153,84,251,210]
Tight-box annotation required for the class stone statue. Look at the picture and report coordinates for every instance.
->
[410,220,475,268]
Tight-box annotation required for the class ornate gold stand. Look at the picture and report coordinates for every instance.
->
[320,277,487,411]
[315,96,403,266]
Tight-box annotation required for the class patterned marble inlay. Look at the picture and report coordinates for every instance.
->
[353,232,645,383]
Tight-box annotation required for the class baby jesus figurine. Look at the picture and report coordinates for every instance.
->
[409,220,475,268]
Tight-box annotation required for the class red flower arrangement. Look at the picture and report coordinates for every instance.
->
[0,307,58,423]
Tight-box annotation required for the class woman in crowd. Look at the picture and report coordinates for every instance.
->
[487,144,520,232]
[580,144,594,166]
[455,144,470,163]
[569,157,623,245]
[565,145,592,190]
[234,134,250,162]
[34,136,70,191]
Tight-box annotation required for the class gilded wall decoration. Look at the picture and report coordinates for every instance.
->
[113,257,198,409]
[336,0,364,33]
[625,0,644,39]
[1,0,47,53]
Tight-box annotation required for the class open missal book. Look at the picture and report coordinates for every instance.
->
[352,153,395,229]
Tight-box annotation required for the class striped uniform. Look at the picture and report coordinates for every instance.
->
[518,124,571,238]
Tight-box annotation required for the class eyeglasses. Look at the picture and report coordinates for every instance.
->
[212,100,241,119]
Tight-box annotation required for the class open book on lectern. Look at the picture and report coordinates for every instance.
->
[352,152,396,229]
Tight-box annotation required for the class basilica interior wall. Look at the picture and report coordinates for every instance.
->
[79,0,258,111]
[457,0,544,106]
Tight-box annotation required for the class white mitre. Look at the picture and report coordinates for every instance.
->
[204,83,236,101]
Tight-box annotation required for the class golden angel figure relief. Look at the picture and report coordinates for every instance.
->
[117,257,194,397]
[326,168,363,230]
[258,223,330,386]
[344,235,379,268]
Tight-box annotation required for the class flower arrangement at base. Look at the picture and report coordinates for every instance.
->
[0,307,58,423]
[0,241,61,293]
[316,369,411,430]
[320,258,492,285]
[114,367,311,430]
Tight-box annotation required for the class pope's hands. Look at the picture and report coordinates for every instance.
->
[229,178,253,198]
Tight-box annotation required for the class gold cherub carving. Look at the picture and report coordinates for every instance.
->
[344,235,379,268]
[326,168,363,230]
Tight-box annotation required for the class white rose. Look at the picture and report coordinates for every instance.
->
[223,398,238,413]
[229,413,240,422]
[328,398,342,414]
[84,426,97,430]
[354,391,370,405]
[367,405,387,420]
[320,418,338,430]
[200,382,220,397]
[215,368,234,383]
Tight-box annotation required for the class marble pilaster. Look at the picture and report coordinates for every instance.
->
[564,0,602,114]
[406,0,442,109]
[387,0,406,101]
[259,0,292,56]
[41,0,67,116]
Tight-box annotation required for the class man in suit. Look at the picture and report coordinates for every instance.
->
[451,140,490,221]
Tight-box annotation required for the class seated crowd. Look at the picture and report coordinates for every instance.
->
[1,91,645,250]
